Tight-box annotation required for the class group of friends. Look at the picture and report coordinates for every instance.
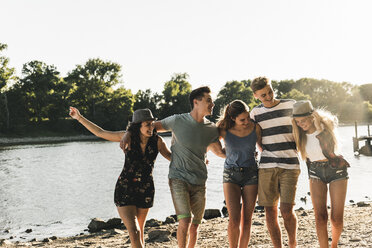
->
[69,76,349,248]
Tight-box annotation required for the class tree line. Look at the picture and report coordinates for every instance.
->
[1,42,372,136]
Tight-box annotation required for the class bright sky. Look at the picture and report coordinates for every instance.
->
[2,0,372,94]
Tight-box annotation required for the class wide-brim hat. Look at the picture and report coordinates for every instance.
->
[132,108,157,123]
[292,100,314,117]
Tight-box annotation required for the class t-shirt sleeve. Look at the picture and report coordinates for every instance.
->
[160,115,177,131]
[210,127,219,143]
[250,109,256,122]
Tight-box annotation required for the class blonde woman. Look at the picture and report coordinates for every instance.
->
[217,100,262,248]
[292,100,349,248]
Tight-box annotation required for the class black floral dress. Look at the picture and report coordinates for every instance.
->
[114,135,159,208]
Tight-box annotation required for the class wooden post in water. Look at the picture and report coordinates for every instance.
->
[353,122,359,153]
[368,124,370,137]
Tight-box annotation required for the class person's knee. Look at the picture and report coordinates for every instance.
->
[127,224,141,236]
[265,206,278,217]
[189,223,199,233]
[178,217,191,228]
[280,206,295,220]
[330,214,343,228]
[315,211,328,225]
[241,216,253,226]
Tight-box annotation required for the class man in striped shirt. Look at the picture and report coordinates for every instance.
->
[250,77,300,248]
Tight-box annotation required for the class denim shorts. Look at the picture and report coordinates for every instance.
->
[223,166,258,187]
[168,178,206,224]
[307,160,348,184]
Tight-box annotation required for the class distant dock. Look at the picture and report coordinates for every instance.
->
[353,122,372,156]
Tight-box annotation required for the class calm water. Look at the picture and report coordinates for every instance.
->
[0,125,371,241]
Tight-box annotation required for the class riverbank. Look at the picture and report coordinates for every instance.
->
[0,133,172,146]
[2,204,371,247]
[0,135,101,146]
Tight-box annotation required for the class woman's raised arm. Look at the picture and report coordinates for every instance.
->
[69,106,125,142]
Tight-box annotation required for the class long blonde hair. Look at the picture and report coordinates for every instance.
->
[292,109,338,160]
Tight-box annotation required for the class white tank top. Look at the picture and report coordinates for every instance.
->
[305,130,327,162]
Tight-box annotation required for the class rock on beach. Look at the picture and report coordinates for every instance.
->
[3,205,371,247]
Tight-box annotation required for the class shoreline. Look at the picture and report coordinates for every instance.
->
[1,204,371,247]
[0,132,172,146]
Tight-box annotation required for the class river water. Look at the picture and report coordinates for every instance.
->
[0,125,371,241]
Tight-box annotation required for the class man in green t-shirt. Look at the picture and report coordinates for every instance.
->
[120,86,225,248]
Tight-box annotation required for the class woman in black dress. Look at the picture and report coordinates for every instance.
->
[69,107,171,248]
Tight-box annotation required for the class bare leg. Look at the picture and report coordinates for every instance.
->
[117,206,144,248]
[309,179,329,248]
[177,217,191,248]
[280,203,297,248]
[239,184,258,248]
[223,183,243,248]
[188,223,199,248]
[329,179,347,248]
[137,208,150,245]
[265,206,282,248]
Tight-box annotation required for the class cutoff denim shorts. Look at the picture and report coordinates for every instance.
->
[168,178,206,224]
[307,160,348,184]
[223,166,258,187]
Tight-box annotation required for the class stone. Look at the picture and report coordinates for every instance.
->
[349,237,362,242]
[203,209,221,220]
[301,212,308,216]
[111,228,124,235]
[0,239,12,246]
[145,218,162,227]
[25,229,32,233]
[221,206,228,217]
[88,218,107,232]
[252,221,264,226]
[164,216,176,224]
[357,201,370,207]
[106,218,122,229]
[147,228,171,242]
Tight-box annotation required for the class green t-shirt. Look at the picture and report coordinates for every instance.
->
[161,113,219,185]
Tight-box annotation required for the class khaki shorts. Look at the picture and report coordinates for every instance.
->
[169,178,206,224]
[258,168,300,206]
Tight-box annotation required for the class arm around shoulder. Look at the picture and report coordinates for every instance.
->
[208,140,226,159]
[255,124,263,152]
[158,136,171,161]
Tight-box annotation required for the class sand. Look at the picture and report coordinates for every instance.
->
[2,204,371,248]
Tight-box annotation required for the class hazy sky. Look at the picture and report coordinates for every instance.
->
[2,0,372,94]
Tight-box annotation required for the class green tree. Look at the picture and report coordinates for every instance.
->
[133,89,162,118]
[281,89,310,101]
[294,78,352,113]
[159,73,192,118]
[0,43,17,131]
[66,58,122,122]
[359,84,372,104]
[18,60,61,122]
[99,87,134,130]
[274,80,295,98]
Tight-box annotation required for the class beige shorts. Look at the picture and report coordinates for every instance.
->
[169,178,206,224]
[258,168,300,206]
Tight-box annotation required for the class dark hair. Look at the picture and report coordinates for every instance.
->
[126,121,157,150]
[217,100,250,130]
[251,77,270,93]
[189,86,211,109]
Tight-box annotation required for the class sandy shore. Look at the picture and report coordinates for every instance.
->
[2,204,371,248]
